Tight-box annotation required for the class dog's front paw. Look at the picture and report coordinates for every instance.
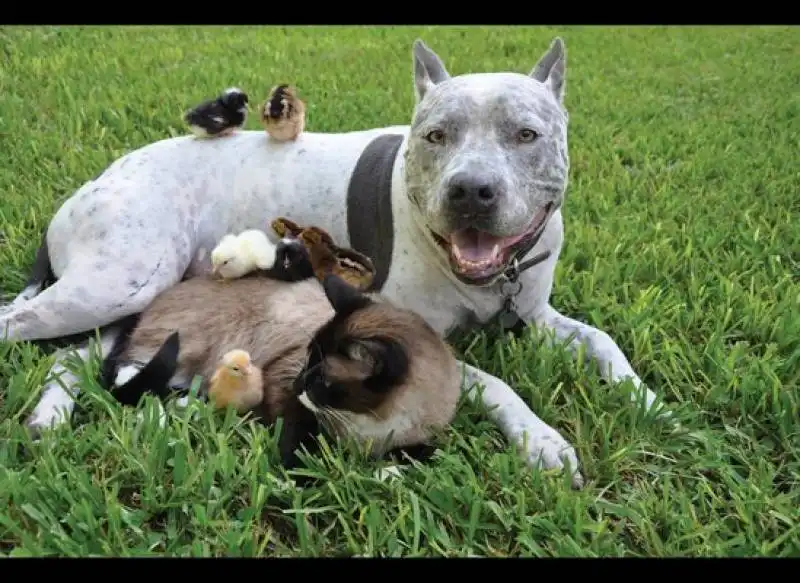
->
[514,426,583,489]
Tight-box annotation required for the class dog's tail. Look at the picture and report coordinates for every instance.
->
[26,232,57,291]
[104,331,181,407]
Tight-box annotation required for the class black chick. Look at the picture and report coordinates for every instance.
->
[264,238,316,282]
[184,87,249,138]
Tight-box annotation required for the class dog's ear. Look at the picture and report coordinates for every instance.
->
[412,39,451,102]
[530,37,566,103]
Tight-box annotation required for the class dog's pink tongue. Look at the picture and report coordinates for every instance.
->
[450,229,503,264]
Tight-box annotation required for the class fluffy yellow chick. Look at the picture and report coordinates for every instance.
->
[210,229,277,279]
[208,349,264,414]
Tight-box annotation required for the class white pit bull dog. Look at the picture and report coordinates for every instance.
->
[1,37,662,489]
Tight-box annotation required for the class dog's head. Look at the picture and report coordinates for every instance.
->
[404,38,569,286]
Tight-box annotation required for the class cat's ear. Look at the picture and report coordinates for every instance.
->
[322,274,371,315]
[356,337,410,392]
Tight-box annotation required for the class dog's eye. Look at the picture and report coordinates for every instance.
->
[518,128,539,143]
[425,129,445,145]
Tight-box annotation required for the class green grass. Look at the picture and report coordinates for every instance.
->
[0,25,798,557]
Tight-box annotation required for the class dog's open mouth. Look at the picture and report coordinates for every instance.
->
[431,203,554,285]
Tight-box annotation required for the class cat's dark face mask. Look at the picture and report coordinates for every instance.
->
[293,342,350,411]
[293,344,324,398]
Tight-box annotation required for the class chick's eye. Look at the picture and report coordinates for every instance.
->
[518,128,539,143]
[222,260,229,265]
[425,129,445,145]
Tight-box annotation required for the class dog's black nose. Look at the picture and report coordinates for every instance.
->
[446,173,501,215]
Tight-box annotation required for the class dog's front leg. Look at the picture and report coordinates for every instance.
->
[528,304,663,414]
[459,361,583,488]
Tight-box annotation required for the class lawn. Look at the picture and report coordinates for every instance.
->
[0,25,798,557]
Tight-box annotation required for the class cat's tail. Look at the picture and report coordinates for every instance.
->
[102,329,181,407]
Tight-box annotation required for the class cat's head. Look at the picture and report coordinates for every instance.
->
[293,274,461,456]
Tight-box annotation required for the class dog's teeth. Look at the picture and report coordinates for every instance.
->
[458,258,491,270]
[451,244,498,272]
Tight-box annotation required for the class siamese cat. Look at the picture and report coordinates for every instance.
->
[101,239,462,471]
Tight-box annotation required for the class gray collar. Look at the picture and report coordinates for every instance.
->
[345,133,405,292]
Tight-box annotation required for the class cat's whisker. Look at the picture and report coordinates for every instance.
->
[314,412,335,434]
[321,407,348,428]
[322,407,357,437]
[318,411,348,438]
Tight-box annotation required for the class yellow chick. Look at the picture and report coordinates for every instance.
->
[208,349,264,414]
[210,229,278,280]
[261,85,306,142]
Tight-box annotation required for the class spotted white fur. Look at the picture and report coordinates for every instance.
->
[9,283,42,307]
[3,38,672,489]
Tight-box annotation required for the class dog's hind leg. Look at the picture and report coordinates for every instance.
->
[2,257,183,432]
[0,258,178,343]
[25,327,122,435]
